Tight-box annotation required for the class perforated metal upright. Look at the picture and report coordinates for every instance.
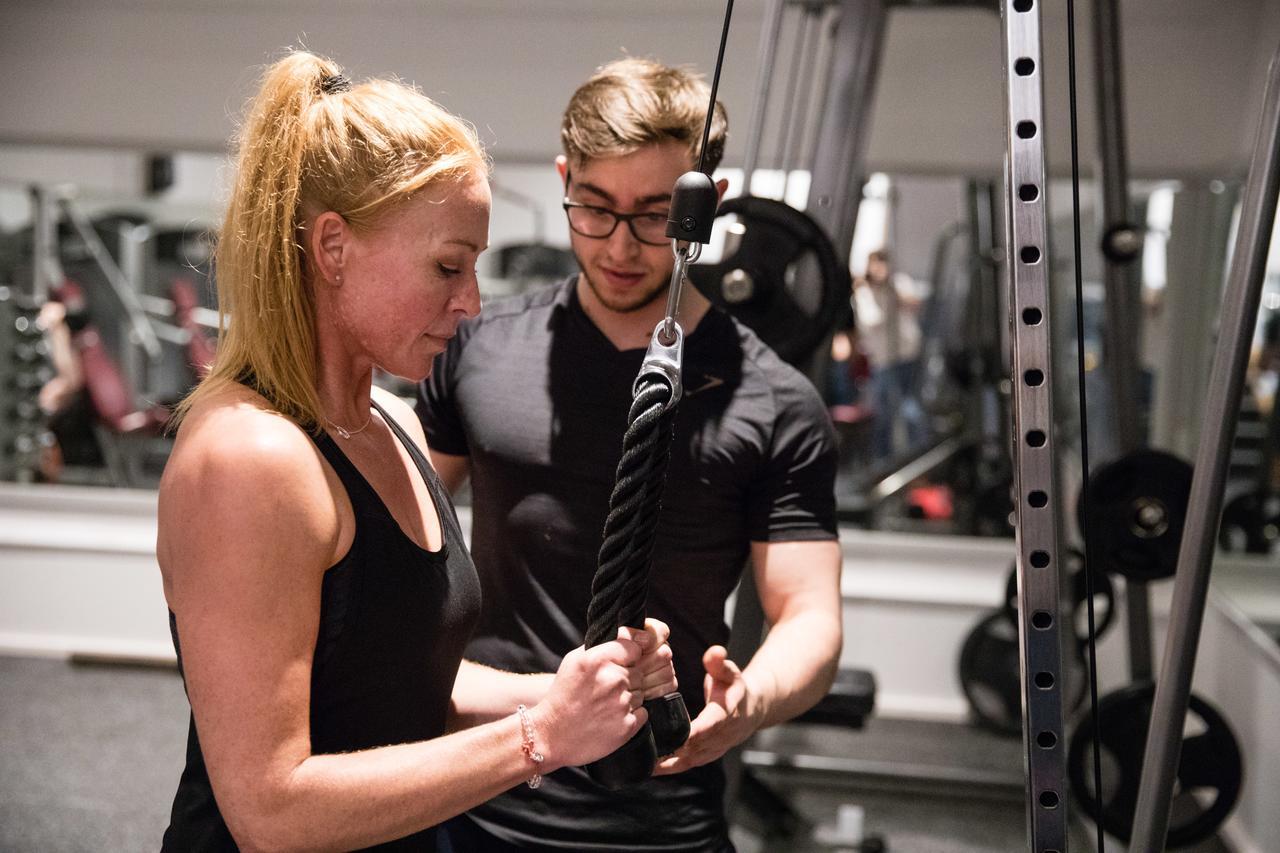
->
[1002,1,1068,850]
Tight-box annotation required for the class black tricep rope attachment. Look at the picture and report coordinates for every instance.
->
[583,374,677,649]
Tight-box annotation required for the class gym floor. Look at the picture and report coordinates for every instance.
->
[0,650,1239,845]
[0,655,187,851]
[0,654,1232,852]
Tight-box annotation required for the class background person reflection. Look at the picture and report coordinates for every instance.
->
[852,248,928,459]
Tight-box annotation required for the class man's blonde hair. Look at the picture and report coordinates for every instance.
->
[175,51,488,430]
[561,57,728,172]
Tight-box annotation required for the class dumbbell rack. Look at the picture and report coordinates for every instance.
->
[0,286,54,482]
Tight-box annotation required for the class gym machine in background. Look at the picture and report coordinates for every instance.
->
[698,2,1073,850]
[982,0,1267,847]
[0,284,54,482]
[1000,2,1068,849]
[708,0,1270,850]
[1060,0,1260,846]
[1127,46,1280,853]
[686,0,1017,539]
[0,183,219,487]
[708,3,1019,852]
[485,180,578,297]
[710,4,878,849]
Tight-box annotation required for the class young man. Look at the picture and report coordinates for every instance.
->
[418,58,843,851]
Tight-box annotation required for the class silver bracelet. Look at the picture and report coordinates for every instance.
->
[515,704,544,789]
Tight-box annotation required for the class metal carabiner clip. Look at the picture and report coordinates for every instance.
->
[657,241,702,346]
[634,320,684,411]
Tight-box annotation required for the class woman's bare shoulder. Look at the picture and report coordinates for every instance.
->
[158,385,341,586]
[165,386,322,488]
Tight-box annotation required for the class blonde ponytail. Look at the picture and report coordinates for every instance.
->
[175,51,488,430]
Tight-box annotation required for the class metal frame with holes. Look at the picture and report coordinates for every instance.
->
[1002,1,1068,850]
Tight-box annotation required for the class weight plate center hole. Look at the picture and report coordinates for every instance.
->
[1131,497,1170,538]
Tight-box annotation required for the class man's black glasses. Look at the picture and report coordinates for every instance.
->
[562,200,671,247]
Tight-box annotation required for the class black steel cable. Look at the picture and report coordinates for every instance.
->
[1066,0,1107,848]
[698,0,735,176]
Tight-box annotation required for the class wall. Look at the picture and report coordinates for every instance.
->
[6,0,1277,287]
[0,146,572,284]
[0,484,169,660]
[2,0,1278,178]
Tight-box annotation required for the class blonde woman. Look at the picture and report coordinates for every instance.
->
[158,52,674,852]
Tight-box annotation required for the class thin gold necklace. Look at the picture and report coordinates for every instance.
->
[328,410,373,440]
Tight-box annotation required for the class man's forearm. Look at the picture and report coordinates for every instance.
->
[741,610,842,729]
[448,660,554,730]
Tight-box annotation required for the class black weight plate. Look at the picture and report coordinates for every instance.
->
[958,610,1023,736]
[1070,566,1116,645]
[1218,490,1280,554]
[1003,555,1116,645]
[1068,681,1243,848]
[1078,449,1193,581]
[686,196,849,367]
[958,609,1087,737]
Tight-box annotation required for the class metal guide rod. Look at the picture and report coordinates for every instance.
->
[781,6,823,201]
[967,180,1008,518]
[1129,49,1280,853]
[118,221,152,406]
[771,8,809,173]
[57,196,163,360]
[797,5,840,179]
[804,0,887,265]
[967,181,1000,369]
[1092,0,1155,684]
[1002,2,1068,850]
[741,0,787,192]
[29,186,62,304]
[1124,576,1155,681]
[1093,0,1144,457]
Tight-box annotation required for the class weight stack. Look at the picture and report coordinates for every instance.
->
[0,286,55,482]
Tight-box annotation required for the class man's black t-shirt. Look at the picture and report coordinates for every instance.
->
[418,278,837,851]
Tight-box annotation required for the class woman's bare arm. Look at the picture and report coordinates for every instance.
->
[159,401,647,853]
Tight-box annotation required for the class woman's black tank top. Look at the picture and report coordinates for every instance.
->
[162,401,481,851]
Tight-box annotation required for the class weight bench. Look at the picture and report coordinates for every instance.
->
[725,568,886,850]
[733,668,881,846]
[62,278,172,488]
[794,667,877,728]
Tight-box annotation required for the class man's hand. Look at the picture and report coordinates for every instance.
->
[652,645,764,775]
[619,618,678,701]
